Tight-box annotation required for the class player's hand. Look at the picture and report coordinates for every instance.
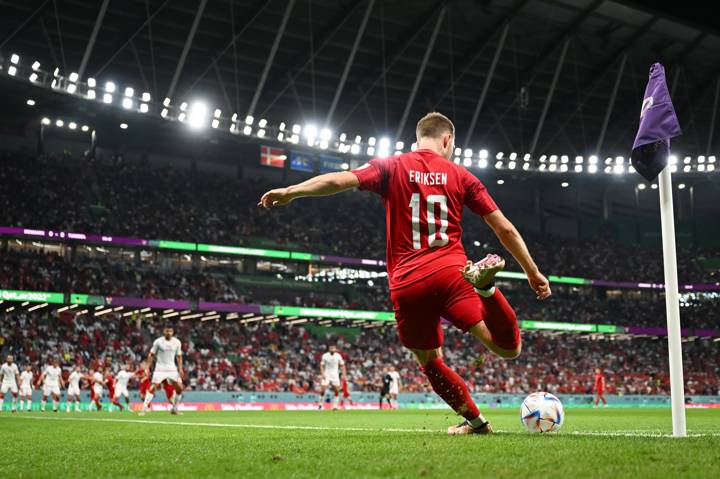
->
[527,270,551,300]
[179,369,186,380]
[258,188,294,209]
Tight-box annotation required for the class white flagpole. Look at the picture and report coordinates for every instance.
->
[657,164,687,437]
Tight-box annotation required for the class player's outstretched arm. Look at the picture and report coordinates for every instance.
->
[258,172,360,209]
[483,210,551,300]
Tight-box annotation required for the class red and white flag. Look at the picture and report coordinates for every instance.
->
[260,146,286,168]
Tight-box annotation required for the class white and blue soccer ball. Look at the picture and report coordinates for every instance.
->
[520,392,564,433]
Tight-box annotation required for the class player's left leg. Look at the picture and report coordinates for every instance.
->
[11,391,18,412]
[52,392,59,412]
[331,384,340,410]
[41,394,47,412]
[169,378,184,415]
[140,382,159,415]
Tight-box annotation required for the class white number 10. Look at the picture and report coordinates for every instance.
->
[409,193,449,249]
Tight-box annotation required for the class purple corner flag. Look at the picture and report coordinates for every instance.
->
[631,63,682,181]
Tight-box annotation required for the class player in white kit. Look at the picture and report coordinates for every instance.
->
[66,366,84,412]
[113,364,133,411]
[387,366,402,409]
[39,358,64,412]
[317,345,346,410]
[19,365,34,412]
[90,369,105,411]
[140,325,184,416]
[0,355,21,413]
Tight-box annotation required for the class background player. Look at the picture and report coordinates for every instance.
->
[140,325,184,416]
[66,366,83,412]
[379,368,392,410]
[19,365,33,412]
[0,355,20,412]
[90,368,105,411]
[387,366,402,409]
[113,364,133,411]
[39,358,64,412]
[594,367,608,407]
[339,376,353,408]
[317,345,346,410]
[259,112,551,434]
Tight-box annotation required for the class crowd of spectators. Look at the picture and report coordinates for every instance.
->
[0,312,717,396]
[0,151,716,284]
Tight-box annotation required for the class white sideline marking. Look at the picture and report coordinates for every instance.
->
[4,415,720,438]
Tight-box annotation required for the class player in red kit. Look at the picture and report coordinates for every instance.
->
[259,112,551,434]
[594,367,607,407]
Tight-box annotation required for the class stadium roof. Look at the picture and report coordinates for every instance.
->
[1,0,719,157]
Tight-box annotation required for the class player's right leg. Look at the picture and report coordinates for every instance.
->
[140,382,158,416]
[317,385,327,410]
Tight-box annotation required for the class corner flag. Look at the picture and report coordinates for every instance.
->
[632,63,686,437]
[631,63,682,181]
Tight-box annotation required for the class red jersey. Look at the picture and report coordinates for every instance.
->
[594,373,605,391]
[352,149,497,289]
[105,374,115,395]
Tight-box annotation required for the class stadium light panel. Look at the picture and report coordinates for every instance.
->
[560,164,568,172]
[379,137,390,148]
[178,112,186,122]
[497,179,504,185]
[56,119,64,127]
[396,141,404,150]
[575,156,583,164]
[562,155,570,163]
[259,118,268,128]
[211,119,219,129]
[122,98,133,109]
[479,149,488,159]
[670,165,678,173]
[588,164,598,174]
[304,124,317,140]
[350,144,360,155]
[495,161,503,169]
[683,156,691,164]
[120,123,128,129]
[605,157,613,165]
[668,155,678,165]
[7,66,16,76]
[139,103,149,113]
[338,133,347,142]
[651,183,658,189]
[539,164,547,171]
[508,161,516,170]
[162,97,171,107]
[53,67,60,77]
[124,87,134,97]
[187,102,208,129]
[10,54,19,64]
[41,118,50,125]
[367,146,375,156]
[67,83,77,94]
[678,183,686,189]
[141,92,151,102]
[637,183,646,190]
[496,152,504,160]
[561,182,569,188]
[341,163,349,170]
[320,128,332,141]
[103,93,112,104]
[463,157,471,167]
[523,162,530,171]
[509,152,517,160]
[105,81,116,93]
[708,164,715,171]
[258,129,266,138]
[698,164,706,172]
[179,102,188,111]
[69,72,78,83]
[26,99,35,106]
[698,155,706,163]
[81,125,89,132]
[613,164,624,174]
[589,155,598,164]
[243,125,252,135]
[549,164,557,172]
[478,159,488,168]
[68,122,77,130]
[453,157,461,164]
[229,123,237,133]
[539,155,547,162]
[29,73,38,82]
[87,90,96,99]
[161,108,168,118]
[354,135,362,144]
[213,109,222,119]
[709,155,716,163]
[454,147,462,156]
[524,153,531,162]
[628,165,636,174]
[32,61,40,70]
[87,77,96,87]
[464,148,472,158]
[290,134,299,144]
[574,164,583,173]
[245,115,254,125]
[549,155,557,163]
[368,136,376,146]
[615,156,624,165]
[292,124,301,134]
[279,122,286,131]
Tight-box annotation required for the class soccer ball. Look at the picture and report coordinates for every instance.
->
[520,392,564,433]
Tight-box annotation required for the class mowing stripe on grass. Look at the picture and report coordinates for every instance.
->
[5,415,720,438]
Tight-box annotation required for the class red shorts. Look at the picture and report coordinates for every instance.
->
[391,265,502,350]
[163,381,175,400]
[140,378,151,397]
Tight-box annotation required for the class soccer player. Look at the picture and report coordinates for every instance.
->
[339,377,353,407]
[594,367,608,408]
[113,365,133,411]
[259,112,551,434]
[39,359,64,412]
[317,345,346,410]
[140,325,185,416]
[19,365,33,412]
[387,366,402,410]
[66,366,83,412]
[89,368,105,411]
[0,355,21,413]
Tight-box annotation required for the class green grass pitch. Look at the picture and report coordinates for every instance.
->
[1,409,719,478]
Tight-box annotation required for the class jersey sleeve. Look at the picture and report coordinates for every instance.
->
[350,158,390,196]
[175,340,182,357]
[462,169,498,216]
[338,355,345,366]
[150,339,159,355]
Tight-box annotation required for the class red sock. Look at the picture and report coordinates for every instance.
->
[422,358,479,421]
[481,288,520,350]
